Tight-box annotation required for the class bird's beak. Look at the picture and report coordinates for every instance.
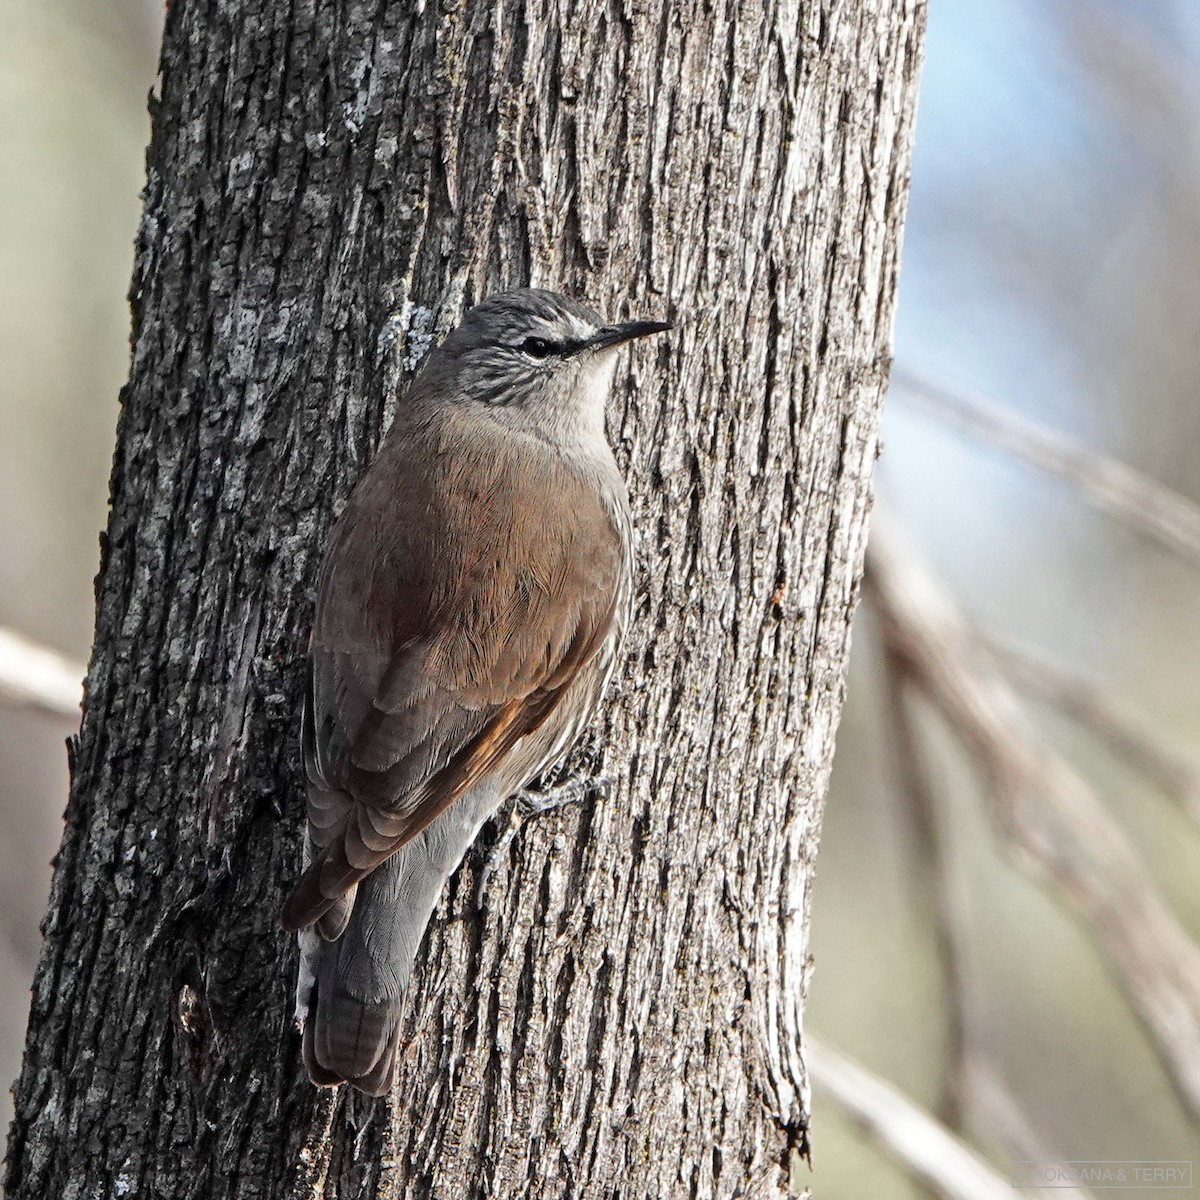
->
[588,319,673,351]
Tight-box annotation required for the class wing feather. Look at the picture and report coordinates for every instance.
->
[281,408,627,932]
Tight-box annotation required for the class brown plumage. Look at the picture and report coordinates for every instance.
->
[282,288,668,1093]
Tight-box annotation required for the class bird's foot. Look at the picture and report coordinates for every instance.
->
[473,774,611,912]
[516,772,611,817]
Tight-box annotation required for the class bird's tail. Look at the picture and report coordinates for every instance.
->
[295,791,498,1094]
[297,839,436,1094]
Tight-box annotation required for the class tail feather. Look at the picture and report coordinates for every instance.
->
[302,982,402,1094]
[300,851,411,1092]
[315,986,399,1080]
[295,789,499,1094]
[356,1037,401,1095]
[301,1014,349,1087]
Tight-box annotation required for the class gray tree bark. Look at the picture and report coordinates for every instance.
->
[4,0,924,1196]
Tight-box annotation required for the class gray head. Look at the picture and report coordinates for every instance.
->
[416,288,670,444]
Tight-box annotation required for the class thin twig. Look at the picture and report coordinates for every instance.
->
[892,366,1200,568]
[867,511,1200,1124]
[981,633,1200,827]
[881,657,972,1129]
[0,627,84,719]
[959,1057,1068,1175]
[808,1033,1064,1200]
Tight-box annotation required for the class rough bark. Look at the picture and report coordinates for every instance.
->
[4,0,924,1196]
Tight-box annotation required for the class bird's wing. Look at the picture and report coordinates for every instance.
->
[280,420,626,931]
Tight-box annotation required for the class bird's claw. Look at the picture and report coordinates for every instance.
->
[515,773,611,816]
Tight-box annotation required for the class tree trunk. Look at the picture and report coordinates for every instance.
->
[4,0,924,1196]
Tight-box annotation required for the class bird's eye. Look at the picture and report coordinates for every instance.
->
[520,337,555,359]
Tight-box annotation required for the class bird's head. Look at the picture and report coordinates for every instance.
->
[416,288,671,443]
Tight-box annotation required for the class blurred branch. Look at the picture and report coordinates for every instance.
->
[1049,0,1200,169]
[0,627,83,719]
[959,1057,1078,1188]
[885,647,1106,1176]
[982,633,1200,827]
[892,367,1200,567]
[867,511,1200,1124]
[882,660,972,1129]
[807,1034,1048,1200]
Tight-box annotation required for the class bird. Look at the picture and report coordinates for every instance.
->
[280,287,670,1094]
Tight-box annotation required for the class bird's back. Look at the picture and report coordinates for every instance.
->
[288,400,632,1092]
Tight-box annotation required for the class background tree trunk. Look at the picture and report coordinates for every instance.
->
[4,0,924,1195]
